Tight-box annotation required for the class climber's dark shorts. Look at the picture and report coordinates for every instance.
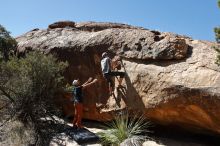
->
[103,71,125,88]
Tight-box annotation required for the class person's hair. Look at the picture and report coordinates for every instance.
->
[102,52,108,58]
[72,79,79,86]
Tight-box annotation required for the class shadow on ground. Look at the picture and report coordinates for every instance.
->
[148,124,220,146]
[50,117,220,146]
[49,118,101,146]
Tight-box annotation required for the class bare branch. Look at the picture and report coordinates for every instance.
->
[0,86,14,102]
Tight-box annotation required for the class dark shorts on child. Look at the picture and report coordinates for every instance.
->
[72,86,83,103]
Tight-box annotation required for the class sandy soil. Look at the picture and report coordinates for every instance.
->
[50,119,220,146]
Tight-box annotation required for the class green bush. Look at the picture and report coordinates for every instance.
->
[0,51,68,145]
[214,46,220,65]
[98,112,151,146]
[214,27,220,43]
[214,1,220,64]
[0,24,17,62]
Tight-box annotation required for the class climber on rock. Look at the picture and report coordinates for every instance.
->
[100,52,125,95]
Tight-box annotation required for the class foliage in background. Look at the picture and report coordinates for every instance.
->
[64,83,74,93]
[98,112,151,146]
[0,51,68,145]
[213,46,220,65]
[214,0,220,65]
[0,24,17,62]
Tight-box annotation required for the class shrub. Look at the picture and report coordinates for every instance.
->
[0,51,68,145]
[98,112,151,146]
[0,119,35,146]
[214,1,220,65]
[0,24,17,62]
[213,46,220,65]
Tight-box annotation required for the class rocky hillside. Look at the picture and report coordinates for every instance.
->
[16,21,220,135]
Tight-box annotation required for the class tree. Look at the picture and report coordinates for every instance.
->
[0,24,17,61]
[214,0,220,42]
[0,51,68,145]
[214,0,220,65]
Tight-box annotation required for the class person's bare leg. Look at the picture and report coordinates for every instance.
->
[118,77,123,86]
[109,86,113,95]
[108,82,114,95]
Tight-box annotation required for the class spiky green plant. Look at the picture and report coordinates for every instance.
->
[98,112,151,146]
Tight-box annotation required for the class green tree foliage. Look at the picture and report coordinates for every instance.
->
[214,0,220,65]
[0,24,17,61]
[0,51,68,145]
[214,27,220,43]
[213,46,220,65]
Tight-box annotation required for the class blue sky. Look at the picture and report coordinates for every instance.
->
[1,0,220,41]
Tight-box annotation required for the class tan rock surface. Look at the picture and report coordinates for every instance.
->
[16,21,220,135]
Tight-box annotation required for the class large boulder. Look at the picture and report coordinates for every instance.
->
[16,21,220,135]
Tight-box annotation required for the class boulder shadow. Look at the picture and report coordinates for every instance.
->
[115,60,146,110]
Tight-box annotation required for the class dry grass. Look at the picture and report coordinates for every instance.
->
[0,120,35,146]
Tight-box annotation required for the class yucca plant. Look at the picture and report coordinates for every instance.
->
[98,111,151,146]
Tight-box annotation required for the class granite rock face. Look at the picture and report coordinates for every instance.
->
[16,21,220,134]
